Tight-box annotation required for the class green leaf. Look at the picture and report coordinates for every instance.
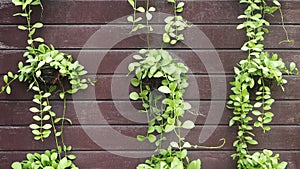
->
[252,110,261,116]
[29,124,40,130]
[164,124,175,132]
[149,7,156,12]
[187,159,201,169]
[6,86,11,94]
[136,7,145,13]
[43,106,52,112]
[247,139,258,145]
[29,107,40,113]
[34,37,44,42]
[3,75,8,83]
[158,86,171,94]
[137,135,146,141]
[183,102,192,110]
[11,162,22,169]
[44,167,55,169]
[148,134,156,143]
[133,55,143,60]
[57,157,69,169]
[290,62,296,72]
[130,78,140,87]
[253,102,262,108]
[128,63,135,72]
[277,162,288,169]
[154,71,164,78]
[146,12,152,21]
[32,22,43,29]
[59,92,65,99]
[18,25,27,30]
[43,124,52,130]
[183,142,192,148]
[163,33,171,43]
[168,0,175,3]
[127,0,135,8]
[177,2,185,8]
[182,120,195,129]
[68,154,76,160]
[129,92,139,100]
[170,141,179,148]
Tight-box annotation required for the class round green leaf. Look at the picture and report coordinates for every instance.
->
[129,92,139,100]
[182,120,195,129]
[158,86,171,94]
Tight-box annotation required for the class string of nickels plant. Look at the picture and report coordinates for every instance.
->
[127,1,225,168]
[4,0,94,168]
[227,0,298,168]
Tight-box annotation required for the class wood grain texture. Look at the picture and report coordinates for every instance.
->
[0,0,299,168]
[0,0,299,24]
[0,151,299,169]
[0,25,300,49]
[0,75,299,100]
[0,126,299,151]
[1,50,300,74]
[0,100,299,125]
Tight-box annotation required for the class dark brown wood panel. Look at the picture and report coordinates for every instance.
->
[1,50,300,74]
[0,126,299,151]
[0,0,299,168]
[0,75,299,100]
[0,0,299,24]
[0,25,299,49]
[0,100,299,125]
[0,151,299,169]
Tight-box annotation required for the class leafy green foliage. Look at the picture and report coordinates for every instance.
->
[3,0,95,167]
[127,1,228,169]
[136,147,201,169]
[11,150,78,169]
[129,49,191,149]
[228,0,298,168]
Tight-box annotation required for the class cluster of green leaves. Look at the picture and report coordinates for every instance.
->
[1,0,95,168]
[128,49,192,148]
[137,147,201,169]
[228,0,298,168]
[126,1,227,169]
[127,0,156,33]
[163,0,189,46]
[11,149,78,169]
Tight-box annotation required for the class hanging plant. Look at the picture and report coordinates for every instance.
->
[227,0,298,168]
[1,0,94,168]
[127,0,225,168]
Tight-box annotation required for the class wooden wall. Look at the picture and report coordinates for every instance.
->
[0,0,299,168]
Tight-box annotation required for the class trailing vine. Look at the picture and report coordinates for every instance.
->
[127,0,225,168]
[1,0,94,168]
[227,0,298,168]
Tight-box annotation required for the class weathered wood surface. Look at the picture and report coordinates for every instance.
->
[0,75,300,100]
[1,25,300,49]
[1,50,300,74]
[0,100,299,125]
[0,0,299,168]
[0,0,299,24]
[0,151,298,169]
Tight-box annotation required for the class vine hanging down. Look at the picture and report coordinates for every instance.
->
[127,0,225,169]
[228,0,298,169]
[2,0,94,168]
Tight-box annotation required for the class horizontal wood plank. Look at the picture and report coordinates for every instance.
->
[0,100,299,125]
[0,1,299,24]
[1,50,300,74]
[0,25,299,49]
[0,126,299,151]
[0,75,299,100]
[0,151,299,169]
